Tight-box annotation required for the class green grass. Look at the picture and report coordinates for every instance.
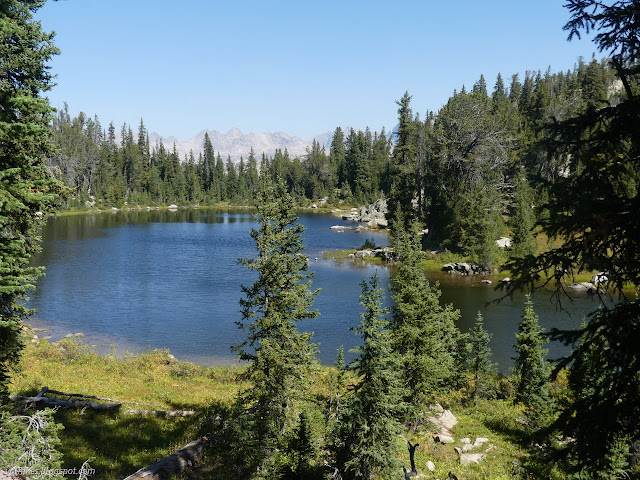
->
[10,339,243,479]
[9,337,569,480]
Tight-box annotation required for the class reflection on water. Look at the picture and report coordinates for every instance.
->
[28,208,597,369]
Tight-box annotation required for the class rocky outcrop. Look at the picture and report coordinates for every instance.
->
[342,199,388,227]
[349,247,398,262]
[442,262,492,275]
[495,236,512,248]
[567,281,603,294]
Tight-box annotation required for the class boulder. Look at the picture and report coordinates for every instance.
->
[591,272,608,284]
[425,461,435,472]
[460,437,471,444]
[500,277,511,283]
[567,282,595,292]
[167,204,178,210]
[435,434,455,444]
[495,236,512,248]
[439,410,458,430]
[462,443,474,452]
[481,279,492,285]
[460,453,486,465]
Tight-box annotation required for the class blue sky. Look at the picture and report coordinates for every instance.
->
[36,0,598,140]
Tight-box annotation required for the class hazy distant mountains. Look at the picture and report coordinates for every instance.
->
[148,128,333,162]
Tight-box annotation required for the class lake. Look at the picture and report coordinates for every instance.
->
[27,208,600,370]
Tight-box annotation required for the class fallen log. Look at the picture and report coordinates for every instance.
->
[123,436,211,480]
[124,409,195,417]
[43,387,159,407]
[11,392,121,411]
[10,387,197,416]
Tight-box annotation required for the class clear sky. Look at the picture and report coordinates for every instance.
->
[36,0,599,140]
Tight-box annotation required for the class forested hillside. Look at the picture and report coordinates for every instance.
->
[48,56,620,267]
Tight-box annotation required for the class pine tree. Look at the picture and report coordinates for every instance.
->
[468,312,495,406]
[509,168,537,261]
[0,0,60,400]
[506,2,640,475]
[390,224,463,421]
[388,92,418,226]
[233,177,318,476]
[336,272,402,480]
[514,295,553,427]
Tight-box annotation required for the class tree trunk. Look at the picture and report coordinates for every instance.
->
[122,436,211,480]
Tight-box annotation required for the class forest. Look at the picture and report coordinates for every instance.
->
[46,55,619,268]
[1,0,639,479]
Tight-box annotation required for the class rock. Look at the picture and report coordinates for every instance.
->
[454,446,462,454]
[74,332,85,338]
[85,200,96,208]
[591,272,608,284]
[496,236,512,248]
[439,410,458,430]
[481,279,492,284]
[442,262,491,275]
[435,434,455,444]
[431,403,444,414]
[567,282,595,292]
[474,437,489,444]
[311,204,318,209]
[462,443,474,452]
[167,204,178,210]
[460,437,471,444]
[460,453,486,465]
[63,333,74,338]
[111,207,120,211]
[425,461,435,472]
[35,211,44,218]
[500,277,511,283]
[376,218,388,227]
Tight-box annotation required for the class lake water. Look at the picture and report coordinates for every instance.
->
[27,209,600,370]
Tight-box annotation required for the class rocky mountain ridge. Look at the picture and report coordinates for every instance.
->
[148,128,333,162]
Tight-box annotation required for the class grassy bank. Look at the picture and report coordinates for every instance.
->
[7,336,567,479]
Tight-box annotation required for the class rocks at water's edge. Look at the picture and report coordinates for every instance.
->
[341,198,388,227]
[442,262,492,275]
[349,248,398,262]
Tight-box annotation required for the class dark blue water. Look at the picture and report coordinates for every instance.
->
[28,209,599,369]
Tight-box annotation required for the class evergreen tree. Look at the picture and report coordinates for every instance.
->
[336,272,402,480]
[390,224,463,422]
[513,295,553,427]
[468,312,495,406]
[509,168,537,261]
[388,92,417,226]
[507,2,640,476]
[233,177,318,476]
[0,0,60,400]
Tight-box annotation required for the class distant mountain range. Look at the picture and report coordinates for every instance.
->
[147,128,333,162]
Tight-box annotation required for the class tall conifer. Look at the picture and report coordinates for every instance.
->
[336,272,402,480]
[0,0,60,399]
[233,177,318,476]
